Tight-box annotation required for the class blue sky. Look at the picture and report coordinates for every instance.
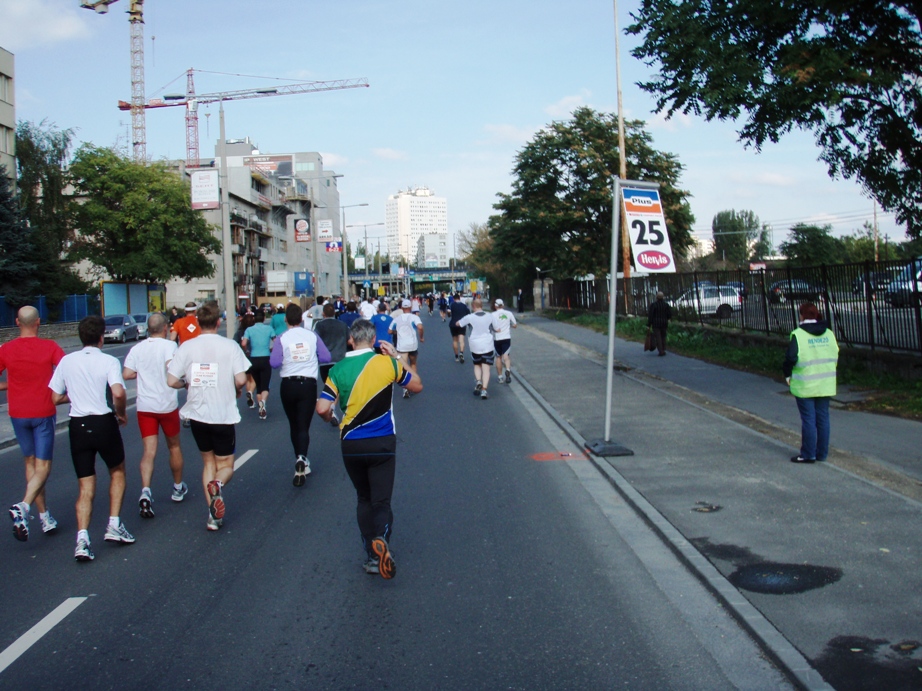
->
[0,0,906,256]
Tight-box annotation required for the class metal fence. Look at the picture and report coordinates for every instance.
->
[546,259,922,355]
[0,295,99,328]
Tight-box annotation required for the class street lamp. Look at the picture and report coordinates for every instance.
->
[340,204,368,299]
[347,222,385,289]
[308,173,343,297]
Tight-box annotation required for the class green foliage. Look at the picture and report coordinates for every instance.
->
[711,209,759,265]
[490,107,694,281]
[628,0,922,238]
[778,223,843,266]
[68,146,221,284]
[750,226,773,261]
[0,166,38,306]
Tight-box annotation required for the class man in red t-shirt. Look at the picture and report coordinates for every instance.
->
[1,306,65,541]
[170,302,201,344]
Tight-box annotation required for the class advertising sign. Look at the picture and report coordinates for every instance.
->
[355,257,366,270]
[242,154,294,175]
[622,187,676,273]
[295,219,310,243]
[317,219,334,240]
[190,170,220,210]
[326,240,343,253]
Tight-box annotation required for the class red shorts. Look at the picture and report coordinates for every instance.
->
[137,409,181,438]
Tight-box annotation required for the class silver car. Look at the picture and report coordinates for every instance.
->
[103,314,139,343]
[131,313,151,339]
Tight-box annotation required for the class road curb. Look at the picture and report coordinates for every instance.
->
[513,368,834,691]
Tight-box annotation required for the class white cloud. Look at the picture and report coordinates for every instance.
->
[544,90,592,118]
[372,147,408,160]
[480,123,536,146]
[0,0,91,52]
[645,109,693,133]
[320,152,349,168]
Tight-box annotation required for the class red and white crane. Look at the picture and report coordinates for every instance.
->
[119,70,370,167]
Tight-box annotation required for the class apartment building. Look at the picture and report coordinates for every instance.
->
[0,47,15,180]
[385,186,448,262]
[416,233,449,268]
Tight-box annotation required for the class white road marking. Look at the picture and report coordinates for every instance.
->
[234,449,258,470]
[0,597,88,674]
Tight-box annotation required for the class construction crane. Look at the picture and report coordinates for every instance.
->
[119,70,370,167]
[81,0,147,162]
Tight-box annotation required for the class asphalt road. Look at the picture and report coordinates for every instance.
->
[0,323,792,690]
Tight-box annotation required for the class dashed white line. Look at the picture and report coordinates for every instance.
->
[0,597,88,674]
[234,449,258,470]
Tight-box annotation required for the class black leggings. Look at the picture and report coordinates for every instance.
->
[341,435,396,554]
[280,377,317,458]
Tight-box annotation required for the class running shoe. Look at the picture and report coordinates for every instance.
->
[473,382,483,395]
[206,515,222,531]
[104,523,136,544]
[459,353,464,363]
[171,482,188,502]
[139,490,154,519]
[363,556,380,575]
[246,391,255,409]
[9,502,28,542]
[258,403,267,420]
[74,538,94,561]
[207,480,225,520]
[293,456,310,487]
[371,537,396,580]
[40,513,58,534]
[505,371,513,384]
[329,413,339,427]
[403,389,411,399]
[454,354,459,361]
[481,389,489,400]
[181,417,191,429]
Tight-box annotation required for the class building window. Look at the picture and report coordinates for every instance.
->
[0,74,10,103]
[0,126,12,155]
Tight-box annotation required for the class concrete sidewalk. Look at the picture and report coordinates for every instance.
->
[510,314,922,691]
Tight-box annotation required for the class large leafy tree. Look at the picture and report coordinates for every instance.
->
[490,107,694,282]
[0,166,38,306]
[628,0,922,237]
[779,223,844,266]
[15,120,88,302]
[68,146,221,283]
[712,209,760,265]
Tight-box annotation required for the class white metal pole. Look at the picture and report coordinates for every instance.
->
[604,178,621,442]
[218,102,234,338]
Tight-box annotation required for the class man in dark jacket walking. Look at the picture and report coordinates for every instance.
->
[647,292,672,356]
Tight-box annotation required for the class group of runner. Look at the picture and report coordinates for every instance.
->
[2,289,516,574]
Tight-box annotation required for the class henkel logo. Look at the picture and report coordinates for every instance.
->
[637,251,671,270]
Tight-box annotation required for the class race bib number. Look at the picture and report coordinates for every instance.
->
[290,341,311,362]
[186,323,197,333]
[190,362,218,388]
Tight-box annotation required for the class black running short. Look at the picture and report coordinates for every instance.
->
[189,421,236,457]
[472,350,495,366]
[450,325,466,337]
[69,414,125,479]
[494,339,511,356]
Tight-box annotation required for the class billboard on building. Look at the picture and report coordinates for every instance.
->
[190,170,220,210]
[242,154,293,175]
[317,219,334,240]
[295,219,310,242]
[326,240,343,252]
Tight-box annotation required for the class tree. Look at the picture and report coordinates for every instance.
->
[68,146,221,284]
[750,226,774,261]
[711,209,759,265]
[839,223,879,263]
[779,223,844,266]
[15,120,88,302]
[0,166,38,306]
[628,0,922,237]
[490,107,694,283]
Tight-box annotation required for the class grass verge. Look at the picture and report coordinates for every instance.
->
[544,309,922,421]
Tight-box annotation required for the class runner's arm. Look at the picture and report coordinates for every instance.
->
[234,371,247,397]
[111,383,127,425]
[122,367,137,380]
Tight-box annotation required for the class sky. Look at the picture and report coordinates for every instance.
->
[0,0,907,257]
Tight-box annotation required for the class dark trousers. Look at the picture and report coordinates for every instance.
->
[280,377,317,458]
[652,326,668,354]
[341,435,397,555]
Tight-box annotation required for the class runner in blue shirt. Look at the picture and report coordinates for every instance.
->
[370,302,394,353]
[241,311,275,420]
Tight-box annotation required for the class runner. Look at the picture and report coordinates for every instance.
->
[448,291,471,363]
[2,306,65,541]
[167,302,251,532]
[270,303,288,337]
[170,302,201,344]
[122,312,187,519]
[491,298,518,384]
[49,315,134,561]
[241,310,275,420]
[457,298,495,400]
[315,319,423,578]
[339,301,361,328]
[270,303,331,485]
[314,302,350,426]
[389,299,424,399]
[359,296,376,320]
[370,301,394,353]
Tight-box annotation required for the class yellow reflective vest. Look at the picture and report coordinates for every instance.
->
[790,327,838,398]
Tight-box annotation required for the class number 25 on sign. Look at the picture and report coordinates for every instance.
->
[621,187,677,273]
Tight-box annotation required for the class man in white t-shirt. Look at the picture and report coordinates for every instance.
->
[123,312,187,519]
[359,297,376,320]
[457,298,495,400]
[490,298,518,384]
[167,302,251,532]
[389,300,424,398]
[49,315,134,562]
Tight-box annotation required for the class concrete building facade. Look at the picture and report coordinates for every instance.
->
[0,47,15,180]
[385,186,448,264]
[416,233,449,268]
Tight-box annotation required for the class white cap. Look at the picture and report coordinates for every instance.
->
[401,299,411,308]
[277,303,284,309]
[495,298,504,306]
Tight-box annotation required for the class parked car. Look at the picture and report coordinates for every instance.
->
[722,281,749,299]
[103,314,139,343]
[851,271,893,296]
[768,279,821,304]
[884,259,922,308]
[670,285,743,319]
[131,313,151,338]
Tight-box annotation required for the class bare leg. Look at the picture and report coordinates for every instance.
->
[481,364,491,391]
[201,451,235,508]
[76,475,96,531]
[138,435,158,488]
[23,456,51,511]
[165,434,184,484]
[108,462,126,518]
